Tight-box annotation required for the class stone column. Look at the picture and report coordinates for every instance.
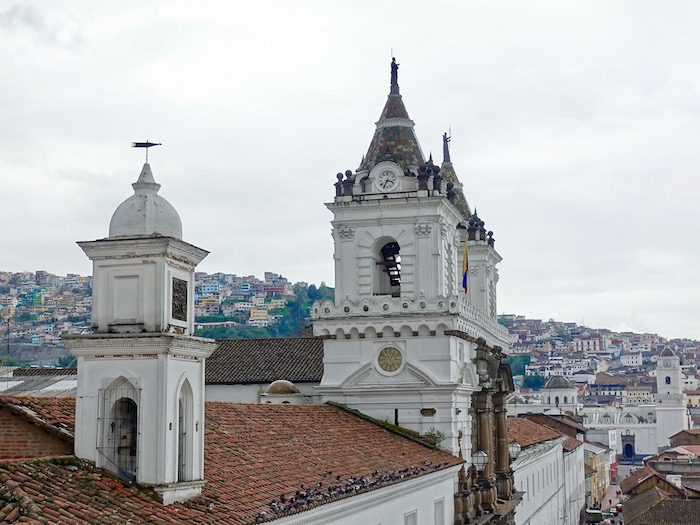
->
[494,392,512,499]
[476,391,497,512]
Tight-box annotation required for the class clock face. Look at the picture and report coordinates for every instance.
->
[376,170,399,192]
[663,359,671,367]
[377,347,403,373]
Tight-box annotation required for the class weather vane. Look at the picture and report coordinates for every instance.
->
[131,140,162,162]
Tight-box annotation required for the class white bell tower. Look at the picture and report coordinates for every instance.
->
[312,60,511,456]
[655,347,687,450]
[64,161,216,505]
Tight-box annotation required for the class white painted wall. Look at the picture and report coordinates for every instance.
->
[563,446,586,525]
[273,466,460,525]
[512,437,567,525]
[205,382,322,404]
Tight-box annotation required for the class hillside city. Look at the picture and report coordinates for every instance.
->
[4,269,700,523]
[1,269,698,385]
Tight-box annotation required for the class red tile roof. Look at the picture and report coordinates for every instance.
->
[623,486,700,525]
[507,418,561,448]
[522,413,587,436]
[0,396,462,524]
[0,394,75,440]
[620,465,658,494]
[671,445,700,456]
[207,338,323,384]
[562,437,584,452]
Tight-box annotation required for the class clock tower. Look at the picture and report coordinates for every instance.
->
[312,59,511,456]
[655,347,687,450]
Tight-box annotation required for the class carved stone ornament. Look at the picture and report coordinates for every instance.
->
[336,225,356,240]
[172,278,188,321]
[414,223,432,236]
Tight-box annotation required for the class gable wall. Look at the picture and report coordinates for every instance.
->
[0,406,72,460]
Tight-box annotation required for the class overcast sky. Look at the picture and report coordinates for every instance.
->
[1,1,699,340]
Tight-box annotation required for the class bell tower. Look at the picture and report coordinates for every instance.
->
[312,59,511,457]
[655,347,687,450]
[64,161,216,505]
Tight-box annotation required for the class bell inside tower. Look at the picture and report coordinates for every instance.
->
[375,241,401,296]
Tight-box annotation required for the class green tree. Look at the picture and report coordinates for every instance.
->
[194,282,334,340]
[15,312,35,322]
[505,354,531,376]
[523,375,546,390]
[56,355,77,368]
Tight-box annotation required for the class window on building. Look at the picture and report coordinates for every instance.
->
[434,498,445,525]
[404,510,417,525]
[177,379,194,482]
[98,378,140,483]
[665,376,671,385]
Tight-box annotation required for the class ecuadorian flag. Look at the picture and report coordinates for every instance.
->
[462,239,469,294]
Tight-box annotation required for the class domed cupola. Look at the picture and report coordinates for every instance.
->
[544,375,575,390]
[108,163,182,239]
[261,379,304,405]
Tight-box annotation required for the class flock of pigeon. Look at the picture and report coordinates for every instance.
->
[253,461,452,522]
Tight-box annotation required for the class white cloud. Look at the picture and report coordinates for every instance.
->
[1,1,698,339]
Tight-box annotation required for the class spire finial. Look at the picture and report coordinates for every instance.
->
[390,57,400,95]
[443,131,451,163]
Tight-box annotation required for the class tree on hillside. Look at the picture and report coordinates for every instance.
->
[523,375,546,390]
[194,282,334,340]
[505,354,531,376]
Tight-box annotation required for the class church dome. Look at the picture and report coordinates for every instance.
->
[265,380,301,395]
[544,376,575,390]
[108,163,182,239]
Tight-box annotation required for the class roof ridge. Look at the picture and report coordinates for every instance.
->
[325,401,456,455]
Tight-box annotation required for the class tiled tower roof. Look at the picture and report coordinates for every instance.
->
[359,58,425,173]
[440,132,471,221]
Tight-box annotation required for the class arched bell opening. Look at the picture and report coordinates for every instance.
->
[373,239,401,297]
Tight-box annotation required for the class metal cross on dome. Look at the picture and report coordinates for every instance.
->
[131,140,162,162]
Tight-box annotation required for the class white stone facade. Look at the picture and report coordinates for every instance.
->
[66,163,216,504]
[313,164,510,457]
[512,436,583,525]
[271,465,461,525]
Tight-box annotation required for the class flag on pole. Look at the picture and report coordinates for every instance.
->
[462,238,469,294]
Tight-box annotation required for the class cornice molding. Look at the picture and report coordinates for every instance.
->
[63,333,216,358]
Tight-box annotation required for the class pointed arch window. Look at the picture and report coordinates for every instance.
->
[178,379,194,482]
[99,378,140,483]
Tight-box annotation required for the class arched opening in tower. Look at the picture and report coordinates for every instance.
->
[376,241,401,297]
[112,397,138,482]
[177,380,194,482]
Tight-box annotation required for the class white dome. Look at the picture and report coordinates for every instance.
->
[108,163,182,239]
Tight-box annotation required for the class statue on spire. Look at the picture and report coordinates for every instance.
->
[390,57,399,94]
[442,132,451,163]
